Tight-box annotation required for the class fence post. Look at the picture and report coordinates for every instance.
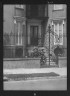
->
[48,24,50,66]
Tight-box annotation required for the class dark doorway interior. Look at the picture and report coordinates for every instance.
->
[30,26,38,46]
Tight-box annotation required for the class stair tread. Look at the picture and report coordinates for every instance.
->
[41,64,58,68]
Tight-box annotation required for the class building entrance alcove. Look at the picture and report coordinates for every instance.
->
[27,19,42,47]
[30,26,38,46]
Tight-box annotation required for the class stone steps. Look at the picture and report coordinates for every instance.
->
[46,58,56,65]
[41,64,59,68]
[41,58,58,67]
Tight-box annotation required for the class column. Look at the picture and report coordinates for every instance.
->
[22,20,26,57]
[38,25,41,46]
[54,24,55,45]
[28,24,30,45]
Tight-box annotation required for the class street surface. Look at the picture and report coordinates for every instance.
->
[4,77,67,90]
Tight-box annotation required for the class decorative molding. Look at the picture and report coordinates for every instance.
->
[13,16,26,22]
[53,4,63,10]
[50,18,66,21]
[15,5,25,9]
[27,19,42,24]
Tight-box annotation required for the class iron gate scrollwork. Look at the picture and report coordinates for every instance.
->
[40,24,64,67]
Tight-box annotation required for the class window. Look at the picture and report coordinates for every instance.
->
[15,5,25,9]
[15,8,24,17]
[53,20,64,45]
[20,5,24,8]
[54,23,59,44]
[59,22,63,44]
[30,26,38,46]
[54,4,63,10]
[15,22,22,45]
[3,21,23,58]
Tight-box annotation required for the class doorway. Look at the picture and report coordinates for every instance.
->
[30,26,38,46]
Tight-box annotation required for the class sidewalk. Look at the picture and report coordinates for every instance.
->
[3,67,67,77]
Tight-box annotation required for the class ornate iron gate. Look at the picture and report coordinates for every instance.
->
[40,24,64,67]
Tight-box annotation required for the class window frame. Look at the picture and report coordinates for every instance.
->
[54,4,63,10]
[15,21,23,46]
[15,5,25,9]
[52,20,64,45]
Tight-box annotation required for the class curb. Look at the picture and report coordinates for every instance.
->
[3,75,67,82]
[3,73,67,82]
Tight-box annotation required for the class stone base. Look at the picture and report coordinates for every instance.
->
[59,57,67,67]
[3,58,40,69]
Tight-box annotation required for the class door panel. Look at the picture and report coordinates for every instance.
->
[30,26,38,46]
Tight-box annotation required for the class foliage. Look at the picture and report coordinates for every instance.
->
[54,46,64,56]
[51,54,56,62]
[28,47,47,65]
[40,54,47,65]
[30,47,45,58]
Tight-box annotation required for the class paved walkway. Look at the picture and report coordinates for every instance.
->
[3,67,67,77]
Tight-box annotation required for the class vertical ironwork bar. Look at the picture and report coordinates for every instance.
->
[26,5,28,57]
[25,6,27,56]
[14,6,16,58]
[49,24,50,66]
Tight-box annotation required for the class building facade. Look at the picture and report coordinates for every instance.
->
[46,4,67,57]
[3,4,67,59]
[3,4,48,58]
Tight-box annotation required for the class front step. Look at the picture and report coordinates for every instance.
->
[41,59,59,67]
[41,64,59,68]
[46,58,56,65]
